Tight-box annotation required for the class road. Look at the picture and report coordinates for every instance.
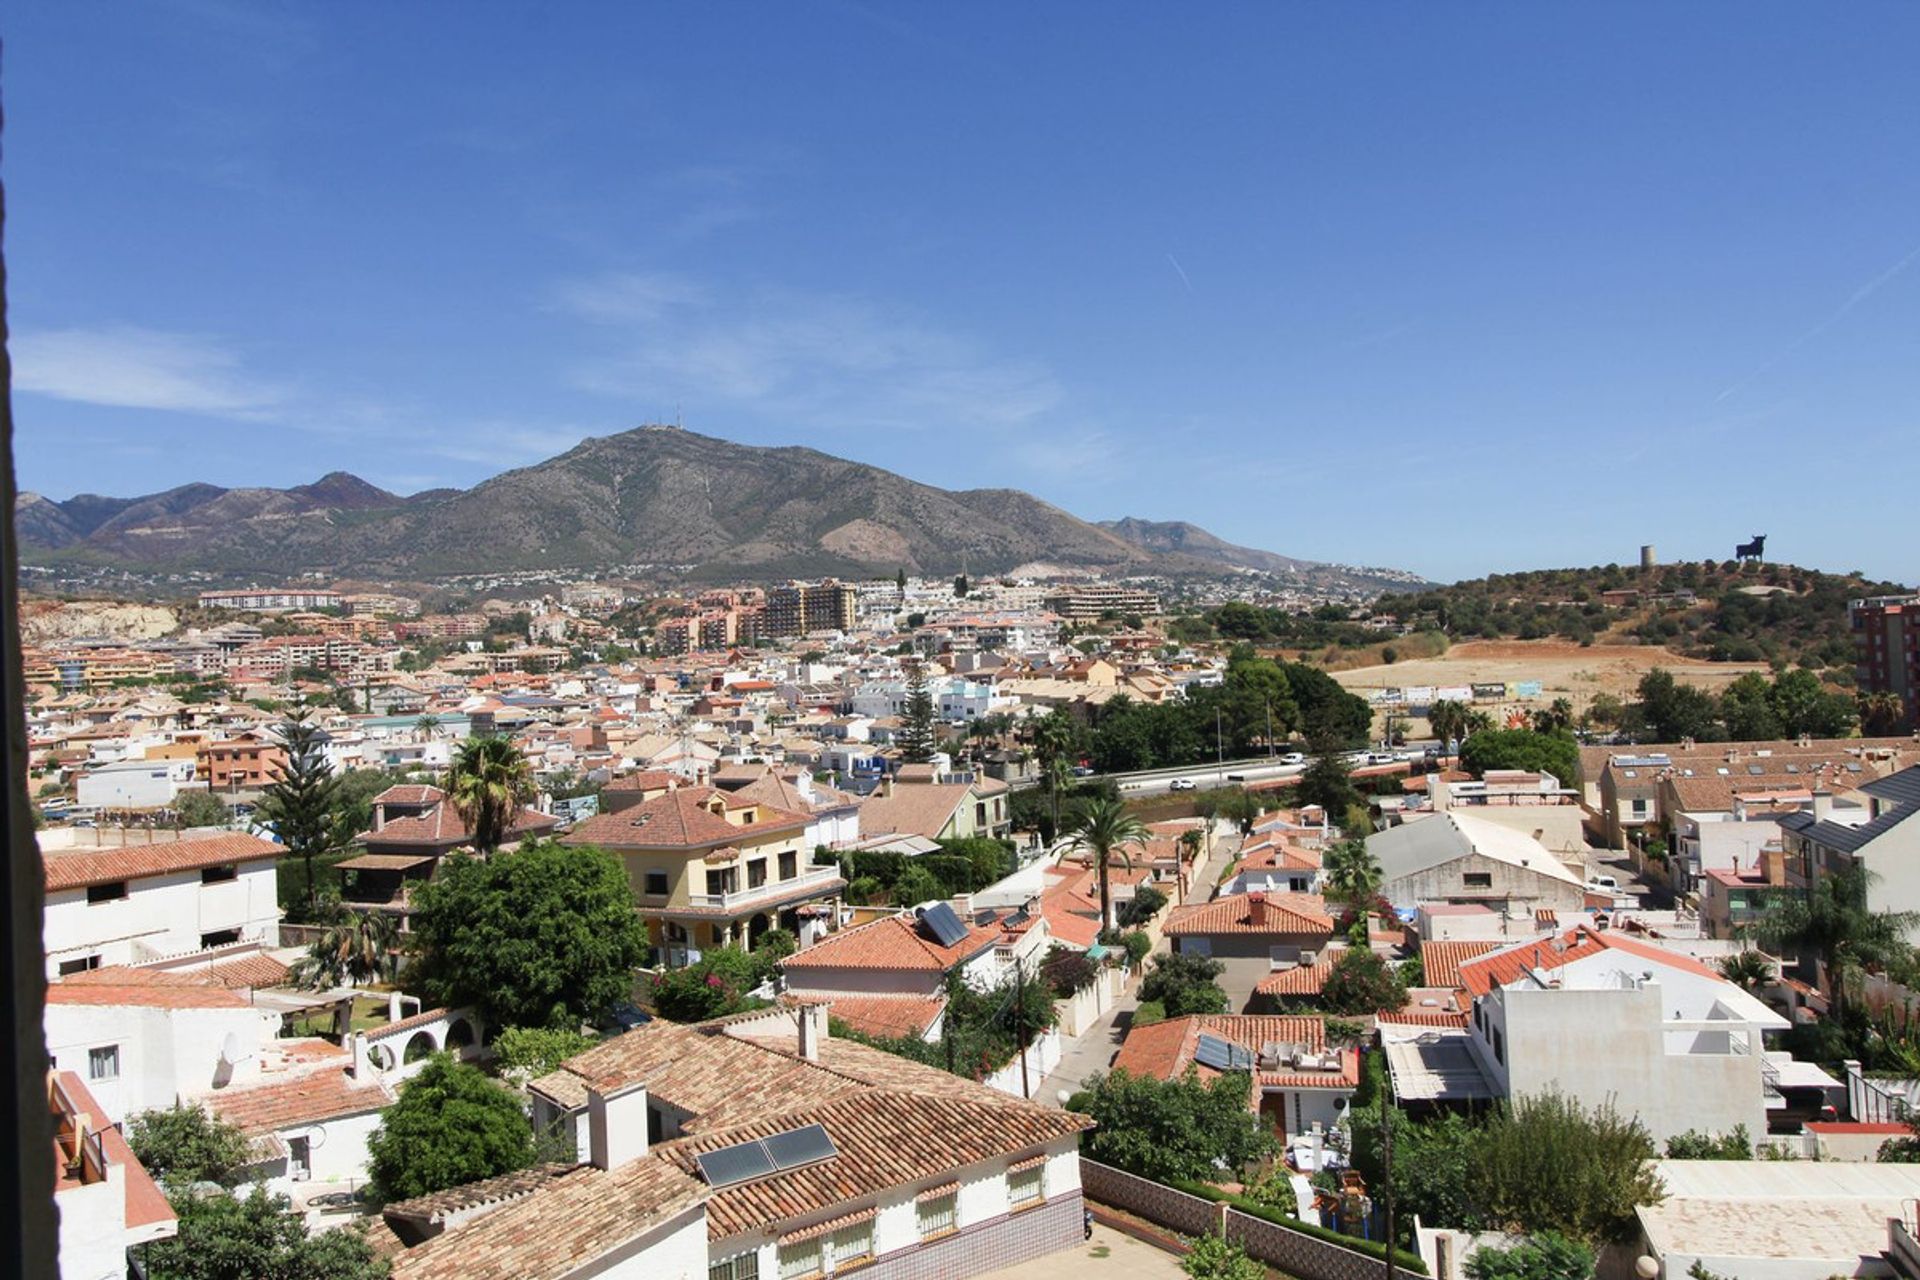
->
[1111,760,1305,797]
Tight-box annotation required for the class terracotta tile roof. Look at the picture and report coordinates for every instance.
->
[44,832,281,891]
[365,801,558,849]
[1417,940,1503,989]
[1234,838,1323,873]
[858,783,978,840]
[1163,892,1335,938]
[662,1087,1087,1240]
[384,1162,577,1224]
[604,770,683,793]
[779,1205,874,1245]
[1113,1015,1356,1091]
[809,993,946,1041]
[1376,1008,1471,1029]
[201,953,291,989]
[209,1069,394,1135]
[54,1072,176,1232]
[49,967,249,1010]
[1254,954,1339,997]
[779,913,1003,974]
[366,1007,455,1042]
[564,786,808,850]
[390,1156,707,1280]
[372,784,445,808]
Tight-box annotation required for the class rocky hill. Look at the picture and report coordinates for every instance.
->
[17,425,1413,586]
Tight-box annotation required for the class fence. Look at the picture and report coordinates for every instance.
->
[1080,1158,1424,1280]
[981,1026,1062,1099]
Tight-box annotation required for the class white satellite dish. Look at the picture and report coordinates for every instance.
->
[219,1031,250,1065]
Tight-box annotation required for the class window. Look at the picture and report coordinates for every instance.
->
[200,929,241,949]
[777,1239,821,1280]
[748,859,768,889]
[779,850,797,880]
[87,881,128,904]
[710,1250,760,1280]
[1180,937,1211,958]
[88,1045,120,1081]
[289,1135,311,1181]
[1008,1162,1044,1207]
[201,864,238,884]
[57,955,101,976]
[829,1220,873,1270]
[1462,872,1492,889]
[706,867,738,897]
[917,1191,957,1239]
[644,870,670,896]
[1491,1027,1504,1065]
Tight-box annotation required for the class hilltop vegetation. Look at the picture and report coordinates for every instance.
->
[1376,562,1907,679]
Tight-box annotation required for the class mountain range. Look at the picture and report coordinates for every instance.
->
[16,426,1420,590]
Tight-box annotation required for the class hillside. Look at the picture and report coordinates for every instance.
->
[1374,562,1909,677]
[16,426,1413,586]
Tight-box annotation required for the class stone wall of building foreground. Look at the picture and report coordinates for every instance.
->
[1080,1159,1412,1280]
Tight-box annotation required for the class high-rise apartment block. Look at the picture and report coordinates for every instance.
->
[1853,594,1920,729]
[764,581,857,636]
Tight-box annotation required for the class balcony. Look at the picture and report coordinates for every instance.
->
[681,865,843,913]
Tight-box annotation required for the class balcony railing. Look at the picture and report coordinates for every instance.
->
[684,865,841,911]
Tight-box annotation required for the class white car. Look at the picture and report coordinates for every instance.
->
[1586,874,1621,891]
[1280,752,1306,766]
[1168,778,1198,791]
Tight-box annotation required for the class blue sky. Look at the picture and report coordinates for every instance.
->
[8,2,1918,584]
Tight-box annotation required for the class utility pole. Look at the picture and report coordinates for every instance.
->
[1265,699,1274,758]
[1014,956,1031,1099]
[1215,707,1223,766]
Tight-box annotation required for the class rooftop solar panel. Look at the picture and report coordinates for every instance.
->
[763,1123,837,1170]
[920,901,970,948]
[696,1142,776,1187]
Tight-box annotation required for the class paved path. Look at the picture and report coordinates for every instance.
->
[1036,830,1245,1105]
[976,1222,1187,1280]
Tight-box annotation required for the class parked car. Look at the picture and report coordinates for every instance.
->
[1071,765,1095,777]
[1168,777,1197,791]
[1586,874,1620,891]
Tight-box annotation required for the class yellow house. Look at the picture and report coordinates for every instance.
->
[564,785,844,965]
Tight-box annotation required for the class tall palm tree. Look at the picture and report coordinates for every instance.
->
[414,713,442,740]
[1065,796,1148,934]
[1321,838,1384,919]
[290,910,400,989]
[1029,711,1078,839]
[448,735,535,855]
[1427,700,1469,751]
[1717,950,1775,991]
[1749,862,1919,1021]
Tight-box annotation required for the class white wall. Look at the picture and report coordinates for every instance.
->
[45,1002,277,1122]
[257,1108,385,1198]
[590,1203,710,1280]
[44,860,281,976]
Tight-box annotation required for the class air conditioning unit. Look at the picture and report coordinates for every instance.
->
[1299,949,1319,967]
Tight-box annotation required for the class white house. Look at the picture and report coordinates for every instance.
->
[41,831,283,978]
[403,1006,1091,1280]
[50,1070,177,1280]
[1365,810,1587,916]
[1385,925,1827,1143]
[75,756,201,811]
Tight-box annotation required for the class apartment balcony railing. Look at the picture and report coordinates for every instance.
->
[684,865,841,912]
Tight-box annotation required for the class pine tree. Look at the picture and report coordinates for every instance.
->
[898,665,938,764]
[256,710,342,919]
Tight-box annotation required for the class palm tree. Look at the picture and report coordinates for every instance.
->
[1861,691,1908,738]
[290,910,399,989]
[1066,796,1148,934]
[414,713,442,740]
[1029,711,1079,839]
[448,735,535,855]
[1321,838,1384,919]
[1717,950,1775,991]
[1427,700,1469,751]
[1748,862,1919,1021]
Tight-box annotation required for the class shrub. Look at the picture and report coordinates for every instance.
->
[1132,1000,1167,1027]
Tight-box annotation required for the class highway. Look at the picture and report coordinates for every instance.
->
[1100,758,1307,797]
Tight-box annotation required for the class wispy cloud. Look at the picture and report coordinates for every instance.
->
[1716,241,1920,404]
[12,326,286,416]
[1166,253,1194,294]
[556,272,1063,432]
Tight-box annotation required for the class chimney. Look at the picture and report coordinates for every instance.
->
[348,1031,373,1079]
[1761,846,1787,887]
[1812,789,1832,822]
[586,1080,650,1170]
[373,803,386,833]
[1247,892,1268,928]
[1430,773,1449,813]
[882,775,896,798]
[796,1002,829,1062]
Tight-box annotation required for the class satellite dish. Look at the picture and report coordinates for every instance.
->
[219,1032,243,1065]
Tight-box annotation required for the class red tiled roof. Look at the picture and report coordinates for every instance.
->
[366,1007,456,1042]
[780,914,1002,974]
[201,953,292,989]
[809,993,947,1040]
[365,801,557,849]
[1163,892,1335,938]
[564,786,808,850]
[44,832,281,892]
[1456,925,1724,997]
[1417,940,1503,989]
[54,1072,177,1232]
[1113,1015,1357,1091]
[1254,954,1339,997]
[372,784,445,808]
[209,1069,394,1135]
[49,967,248,1010]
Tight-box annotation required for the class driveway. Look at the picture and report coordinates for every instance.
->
[975,1222,1188,1280]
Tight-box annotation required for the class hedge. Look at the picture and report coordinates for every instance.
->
[1167,1177,1429,1275]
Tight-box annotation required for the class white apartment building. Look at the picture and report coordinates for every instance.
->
[74,756,202,811]
[42,831,283,978]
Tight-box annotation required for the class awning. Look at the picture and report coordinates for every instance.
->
[335,854,436,872]
[779,1207,875,1245]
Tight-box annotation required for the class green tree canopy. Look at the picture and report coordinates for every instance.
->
[1458,728,1579,787]
[256,709,343,919]
[1294,745,1362,817]
[173,789,231,830]
[1072,1067,1277,1181]
[1182,1233,1266,1280]
[1464,1231,1595,1280]
[409,840,649,1029]
[1318,947,1408,1016]
[145,1185,389,1280]
[492,1026,598,1081]
[125,1102,253,1188]
[1139,951,1230,1017]
[366,1055,536,1203]
[897,665,939,764]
